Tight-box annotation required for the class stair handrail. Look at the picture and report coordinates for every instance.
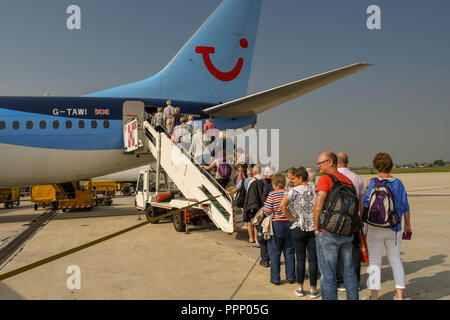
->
[144,122,234,205]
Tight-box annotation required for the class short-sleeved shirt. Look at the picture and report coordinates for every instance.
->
[338,167,365,197]
[163,105,175,121]
[263,189,288,222]
[316,171,354,194]
[172,124,192,144]
[152,112,164,126]
[236,177,252,191]
[190,132,204,158]
[287,184,317,231]
[203,122,216,133]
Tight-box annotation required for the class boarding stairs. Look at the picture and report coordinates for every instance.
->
[123,119,243,233]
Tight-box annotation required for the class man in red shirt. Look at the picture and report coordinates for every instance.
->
[313,151,359,300]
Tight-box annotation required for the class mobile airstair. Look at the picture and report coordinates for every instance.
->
[123,118,243,233]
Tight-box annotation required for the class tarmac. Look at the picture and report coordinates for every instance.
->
[0,172,449,300]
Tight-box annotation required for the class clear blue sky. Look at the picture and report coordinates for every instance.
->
[0,0,449,169]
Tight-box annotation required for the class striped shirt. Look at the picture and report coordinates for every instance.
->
[263,189,288,222]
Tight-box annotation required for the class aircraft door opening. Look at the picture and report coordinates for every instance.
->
[122,100,145,124]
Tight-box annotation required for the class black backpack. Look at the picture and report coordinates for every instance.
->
[233,179,246,208]
[320,174,362,236]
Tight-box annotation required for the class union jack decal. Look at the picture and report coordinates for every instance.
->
[94,108,110,116]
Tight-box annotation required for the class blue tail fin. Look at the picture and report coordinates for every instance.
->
[86,0,262,104]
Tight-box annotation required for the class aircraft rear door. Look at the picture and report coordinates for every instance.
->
[122,100,145,124]
[123,100,145,151]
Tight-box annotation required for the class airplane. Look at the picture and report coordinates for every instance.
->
[0,0,371,188]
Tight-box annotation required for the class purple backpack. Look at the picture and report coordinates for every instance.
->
[363,178,400,228]
[217,157,232,179]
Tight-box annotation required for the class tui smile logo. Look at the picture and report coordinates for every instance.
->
[195,38,248,82]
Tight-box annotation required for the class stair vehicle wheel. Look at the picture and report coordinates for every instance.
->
[145,206,160,224]
[34,203,38,211]
[173,211,186,232]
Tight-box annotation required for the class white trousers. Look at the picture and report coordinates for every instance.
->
[366,224,405,290]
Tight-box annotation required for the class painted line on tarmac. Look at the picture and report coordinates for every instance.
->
[0,195,221,282]
[229,255,261,300]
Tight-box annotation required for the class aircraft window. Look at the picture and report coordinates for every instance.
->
[65,120,73,129]
[12,121,20,130]
[91,120,98,129]
[39,120,47,130]
[26,120,33,130]
[78,120,85,129]
[0,121,6,130]
[53,120,59,129]
[103,120,110,129]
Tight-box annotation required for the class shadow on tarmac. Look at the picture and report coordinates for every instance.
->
[0,283,24,300]
[360,254,448,300]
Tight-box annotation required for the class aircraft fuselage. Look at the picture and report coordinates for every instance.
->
[0,96,254,187]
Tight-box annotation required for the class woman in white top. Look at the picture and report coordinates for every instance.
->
[281,167,320,299]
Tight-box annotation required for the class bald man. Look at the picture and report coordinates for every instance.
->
[337,152,365,201]
[336,152,365,292]
[313,151,359,300]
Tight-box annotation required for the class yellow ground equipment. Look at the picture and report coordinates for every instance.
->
[89,180,116,197]
[57,180,94,211]
[31,181,94,211]
[90,180,115,206]
[31,185,62,210]
[0,188,20,209]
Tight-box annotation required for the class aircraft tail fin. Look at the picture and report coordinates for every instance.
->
[86,0,263,104]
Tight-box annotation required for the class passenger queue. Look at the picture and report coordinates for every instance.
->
[146,100,412,301]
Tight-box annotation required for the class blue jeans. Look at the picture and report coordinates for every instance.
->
[267,221,296,283]
[316,232,359,300]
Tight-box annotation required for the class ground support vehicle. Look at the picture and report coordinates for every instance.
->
[31,185,62,210]
[0,188,20,209]
[128,118,243,233]
[57,180,94,211]
[90,180,116,197]
[93,192,113,207]
[135,170,213,232]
